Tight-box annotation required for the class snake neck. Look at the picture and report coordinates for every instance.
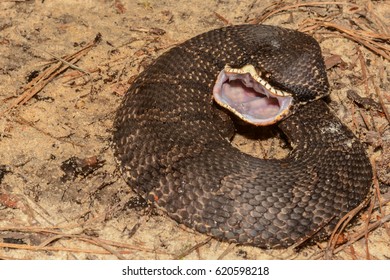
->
[279,100,358,153]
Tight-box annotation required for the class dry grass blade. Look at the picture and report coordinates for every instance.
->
[15,116,84,147]
[0,226,171,258]
[174,237,212,260]
[252,1,360,24]
[217,243,236,260]
[374,81,390,124]
[366,1,390,35]
[331,213,390,256]
[214,12,231,25]
[323,160,389,259]
[0,33,101,117]
[325,197,371,257]
[0,241,130,256]
[78,237,126,260]
[255,1,390,61]
[302,20,390,60]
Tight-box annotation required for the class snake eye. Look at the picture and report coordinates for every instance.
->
[213,65,294,126]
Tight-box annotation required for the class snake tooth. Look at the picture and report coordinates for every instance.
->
[113,24,372,248]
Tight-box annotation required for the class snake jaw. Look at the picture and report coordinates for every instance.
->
[213,64,294,126]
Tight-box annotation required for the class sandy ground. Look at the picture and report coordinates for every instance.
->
[0,0,389,260]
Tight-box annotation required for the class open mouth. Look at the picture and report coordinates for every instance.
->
[213,65,293,126]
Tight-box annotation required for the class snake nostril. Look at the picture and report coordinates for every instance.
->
[113,24,372,249]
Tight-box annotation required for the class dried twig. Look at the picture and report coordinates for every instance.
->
[217,243,236,260]
[253,1,360,24]
[0,226,171,258]
[214,12,231,25]
[373,81,390,124]
[325,197,371,257]
[301,20,390,60]
[0,33,101,117]
[174,237,212,260]
[0,241,129,256]
[332,214,390,255]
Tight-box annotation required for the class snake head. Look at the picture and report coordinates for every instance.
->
[213,64,295,125]
[212,26,330,126]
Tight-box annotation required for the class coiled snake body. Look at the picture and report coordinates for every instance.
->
[113,25,372,248]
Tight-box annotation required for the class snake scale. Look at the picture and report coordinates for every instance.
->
[113,24,372,248]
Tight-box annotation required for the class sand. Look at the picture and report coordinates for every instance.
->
[0,0,389,260]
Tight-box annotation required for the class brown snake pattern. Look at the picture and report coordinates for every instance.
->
[113,25,372,248]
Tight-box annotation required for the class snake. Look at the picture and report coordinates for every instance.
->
[112,24,372,249]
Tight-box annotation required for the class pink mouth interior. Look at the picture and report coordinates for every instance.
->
[213,70,293,125]
[222,79,281,118]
